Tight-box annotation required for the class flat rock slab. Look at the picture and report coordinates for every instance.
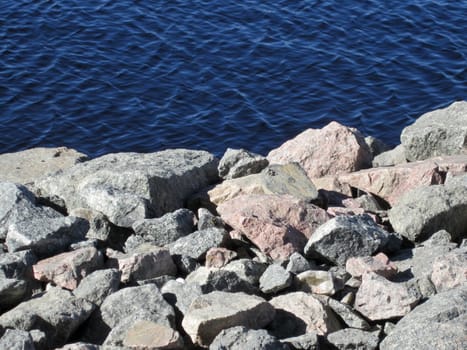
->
[182,291,275,347]
[401,101,467,161]
[0,287,94,348]
[0,147,88,186]
[34,149,218,227]
[121,320,183,349]
[380,284,467,350]
[218,194,330,260]
[267,121,372,178]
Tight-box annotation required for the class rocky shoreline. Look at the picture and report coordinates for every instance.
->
[0,101,466,349]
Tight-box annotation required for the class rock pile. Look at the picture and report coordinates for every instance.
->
[0,101,466,349]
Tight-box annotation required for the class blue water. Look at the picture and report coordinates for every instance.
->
[1,0,466,158]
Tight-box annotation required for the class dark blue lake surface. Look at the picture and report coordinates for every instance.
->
[1,0,466,158]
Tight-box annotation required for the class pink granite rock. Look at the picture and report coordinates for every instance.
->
[33,247,104,290]
[430,248,467,293]
[205,247,237,268]
[346,253,398,279]
[355,272,420,321]
[217,194,330,260]
[267,121,372,179]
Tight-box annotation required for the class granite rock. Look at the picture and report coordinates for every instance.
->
[259,264,293,294]
[73,268,121,306]
[0,278,28,311]
[326,328,380,350]
[346,253,398,279]
[161,279,203,315]
[209,326,288,350]
[0,329,35,350]
[372,144,407,167]
[218,148,269,180]
[430,248,467,293]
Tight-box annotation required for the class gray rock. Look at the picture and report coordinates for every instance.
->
[316,295,371,330]
[430,247,467,293]
[197,208,226,230]
[0,250,37,279]
[161,279,203,315]
[73,268,121,306]
[172,254,200,276]
[209,326,288,350]
[365,135,390,157]
[0,287,94,348]
[389,179,467,242]
[168,227,229,260]
[421,229,453,247]
[222,259,268,286]
[123,234,146,253]
[0,278,29,311]
[56,343,100,350]
[34,149,219,227]
[259,264,292,294]
[69,208,112,242]
[281,332,319,350]
[354,194,385,212]
[372,144,407,167]
[304,215,391,266]
[132,208,195,246]
[0,329,35,350]
[326,328,380,350]
[401,101,467,161]
[380,285,467,350]
[285,252,314,275]
[218,148,269,180]
[182,291,275,347]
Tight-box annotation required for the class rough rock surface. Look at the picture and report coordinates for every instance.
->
[346,253,398,279]
[197,208,226,231]
[365,135,390,157]
[0,250,37,279]
[120,320,183,349]
[259,264,292,294]
[401,101,467,161]
[317,295,371,330]
[355,272,420,321]
[209,326,288,350]
[0,287,94,348]
[0,278,28,311]
[34,149,219,227]
[0,329,36,350]
[285,252,315,274]
[380,285,467,350]
[326,328,380,350]
[205,247,237,268]
[209,163,320,206]
[0,147,88,185]
[33,247,103,290]
[218,194,330,260]
[218,148,269,180]
[182,291,275,347]
[73,268,121,306]
[267,121,372,178]
[389,176,467,242]
[69,208,112,242]
[296,270,339,295]
[168,227,228,260]
[372,144,407,167]
[222,259,267,286]
[430,248,467,293]
[161,279,203,315]
[281,332,319,350]
[304,215,391,266]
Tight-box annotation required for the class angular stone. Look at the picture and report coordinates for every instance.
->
[267,121,372,178]
[281,332,319,350]
[205,247,237,268]
[296,270,338,296]
[6,216,89,258]
[209,163,320,206]
[161,279,203,315]
[131,208,195,246]
[168,227,228,261]
[269,292,341,338]
[431,248,467,293]
[172,254,200,276]
[121,320,183,349]
[0,329,35,350]
[355,272,420,321]
[365,135,390,157]
[346,253,398,279]
[304,215,391,266]
[56,343,100,350]
[106,244,176,283]
[0,147,88,186]
[259,264,292,294]
[209,326,288,350]
[389,177,467,242]
[326,328,380,350]
[69,208,112,242]
[222,259,268,286]
[372,144,407,167]
[0,278,28,311]
[182,291,275,347]
[34,149,219,227]
[33,247,103,290]
[380,285,467,350]
[421,229,453,247]
[285,252,315,275]
[0,250,37,279]
[197,208,226,231]
[73,268,120,306]
[316,295,371,330]
[401,101,467,161]
[0,287,94,348]
[218,148,268,180]
[218,194,330,260]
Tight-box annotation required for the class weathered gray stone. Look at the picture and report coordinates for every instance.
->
[281,332,319,350]
[218,148,269,180]
[205,247,237,268]
[0,250,37,279]
[73,268,121,306]
[0,278,29,311]
[365,135,390,157]
[209,326,288,350]
[34,149,219,227]
[131,208,195,246]
[69,208,112,242]
[326,328,380,350]
[168,227,228,260]
[106,244,176,283]
[304,215,391,266]
[401,101,467,161]
[172,254,200,276]
[430,248,467,293]
[380,285,467,350]
[269,292,342,338]
[296,270,339,296]
[285,252,315,275]
[0,329,35,350]
[372,144,407,167]
[389,178,467,242]
[161,279,203,315]
[56,343,100,350]
[259,264,292,294]
[6,216,89,258]
[197,208,226,231]
[316,295,371,330]
[182,291,275,347]
[222,259,268,286]
[0,287,94,348]
[0,147,88,186]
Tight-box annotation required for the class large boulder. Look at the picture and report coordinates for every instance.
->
[0,147,88,186]
[34,149,219,227]
[380,285,467,350]
[267,121,372,178]
[401,101,467,161]
[218,194,330,260]
[182,291,275,347]
[73,268,121,306]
